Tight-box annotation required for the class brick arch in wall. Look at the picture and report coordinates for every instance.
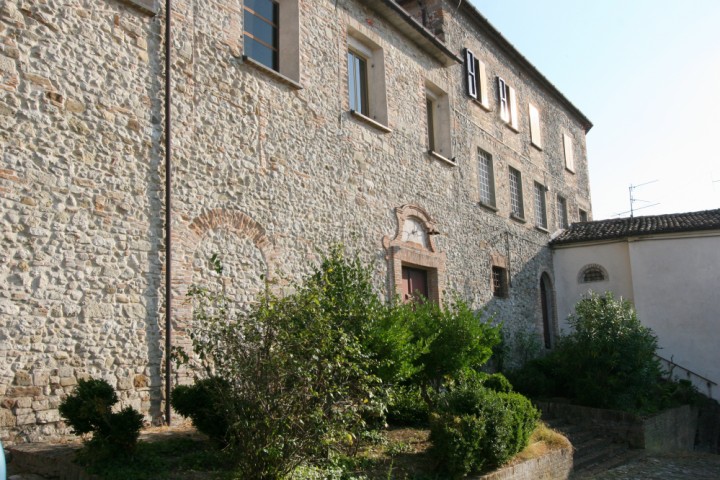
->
[170,209,277,381]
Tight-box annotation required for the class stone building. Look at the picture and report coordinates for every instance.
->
[551,209,720,400]
[0,0,592,443]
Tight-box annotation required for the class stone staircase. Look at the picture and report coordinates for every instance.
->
[546,419,645,479]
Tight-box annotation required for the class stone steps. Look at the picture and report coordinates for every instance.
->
[546,418,642,478]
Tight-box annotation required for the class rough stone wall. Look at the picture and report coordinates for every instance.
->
[0,0,592,443]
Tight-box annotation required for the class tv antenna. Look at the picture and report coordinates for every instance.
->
[628,180,659,217]
[614,180,660,217]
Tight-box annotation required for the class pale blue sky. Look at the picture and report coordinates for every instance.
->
[469,0,720,219]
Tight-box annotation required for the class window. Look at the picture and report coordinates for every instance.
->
[563,133,575,172]
[464,49,489,109]
[534,182,547,229]
[508,167,524,219]
[346,31,388,128]
[498,77,518,130]
[347,50,368,116]
[425,81,452,161]
[579,264,608,283]
[492,266,508,298]
[579,209,588,222]
[477,149,496,207]
[529,104,542,148]
[244,0,278,70]
[557,195,568,229]
[243,0,300,83]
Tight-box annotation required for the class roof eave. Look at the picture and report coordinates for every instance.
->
[366,0,462,67]
[459,2,593,133]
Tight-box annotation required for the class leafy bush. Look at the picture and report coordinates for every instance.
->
[386,385,430,426]
[405,296,501,404]
[171,377,232,445]
[59,378,144,458]
[180,247,386,479]
[430,382,539,477]
[508,292,665,412]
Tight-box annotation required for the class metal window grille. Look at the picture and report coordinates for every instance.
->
[509,168,523,217]
[478,150,494,205]
[534,183,547,228]
[557,196,568,228]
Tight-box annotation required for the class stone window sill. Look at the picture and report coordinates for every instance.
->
[429,150,456,166]
[535,225,549,233]
[510,213,526,223]
[565,167,575,174]
[479,201,498,213]
[350,110,392,133]
[120,0,159,14]
[471,98,492,112]
[531,142,543,151]
[242,56,302,90]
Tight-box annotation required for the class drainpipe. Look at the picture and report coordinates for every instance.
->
[164,0,173,426]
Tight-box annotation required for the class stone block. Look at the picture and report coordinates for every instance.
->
[36,409,60,424]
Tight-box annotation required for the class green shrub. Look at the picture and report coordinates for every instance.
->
[430,383,539,477]
[386,385,429,426]
[508,292,664,412]
[59,378,144,458]
[170,377,232,445]
[407,296,501,403]
[181,247,386,479]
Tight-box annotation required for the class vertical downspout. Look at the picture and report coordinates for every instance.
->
[164,0,173,426]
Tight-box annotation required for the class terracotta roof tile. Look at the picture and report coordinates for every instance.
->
[550,209,720,245]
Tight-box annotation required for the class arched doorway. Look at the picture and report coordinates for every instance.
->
[540,272,555,349]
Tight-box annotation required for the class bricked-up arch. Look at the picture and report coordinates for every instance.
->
[170,209,277,383]
[383,204,446,305]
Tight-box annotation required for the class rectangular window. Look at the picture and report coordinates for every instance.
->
[557,195,569,229]
[492,266,508,298]
[478,149,495,207]
[347,31,388,129]
[563,133,575,172]
[509,167,524,218]
[498,77,518,130]
[579,209,588,222]
[425,81,452,161]
[347,50,369,116]
[534,182,547,229]
[244,0,279,71]
[464,48,489,108]
[529,104,542,148]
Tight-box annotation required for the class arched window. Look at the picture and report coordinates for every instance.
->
[579,264,608,283]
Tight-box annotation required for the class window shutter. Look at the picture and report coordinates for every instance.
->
[498,77,508,122]
[509,86,518,130]
[465,49,478,99]
[529,104,541,147]
[563,133,575,172]
[478,60,489,107]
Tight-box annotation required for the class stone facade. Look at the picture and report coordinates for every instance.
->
[0,0,592,443]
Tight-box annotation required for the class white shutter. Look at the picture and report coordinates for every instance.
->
[509,86,518,130]
[465,49,477,99]
[498,77,508,122]
[563,133,575,172]
[529,104,541,147]
[478,60,489,107]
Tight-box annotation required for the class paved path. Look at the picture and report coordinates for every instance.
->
[585,452,720,480]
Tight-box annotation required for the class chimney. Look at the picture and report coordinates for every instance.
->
[397,0,446,41]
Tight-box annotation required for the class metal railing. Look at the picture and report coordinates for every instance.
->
[656,354,717,399]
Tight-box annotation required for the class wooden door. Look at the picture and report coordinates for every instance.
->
[402,266,428,302]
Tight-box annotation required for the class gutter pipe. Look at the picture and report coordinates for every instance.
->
[164,0,173,426]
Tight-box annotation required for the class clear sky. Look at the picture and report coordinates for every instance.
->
[469,0,720,220]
